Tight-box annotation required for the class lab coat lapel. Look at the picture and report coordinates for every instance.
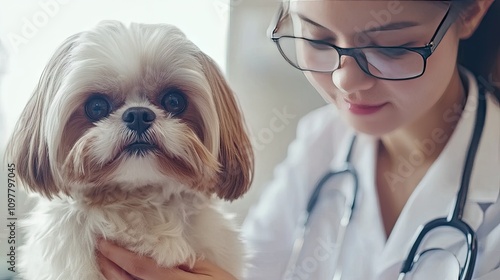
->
[375,69,495,277]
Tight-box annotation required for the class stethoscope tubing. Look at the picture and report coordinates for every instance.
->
[306,136,358,217]
[399,80,488,280]
[284,136,358,280]
[286,81,489,280]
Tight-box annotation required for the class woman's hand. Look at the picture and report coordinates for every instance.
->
[96,239,237,280]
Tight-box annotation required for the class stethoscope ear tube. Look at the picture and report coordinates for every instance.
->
[398,218,478,280]
[451,79,488,222]
[306,136,358,216]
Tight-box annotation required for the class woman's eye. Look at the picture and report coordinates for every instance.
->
[161,89,187,115]
[85,95,111,121]
[377,47,410,58]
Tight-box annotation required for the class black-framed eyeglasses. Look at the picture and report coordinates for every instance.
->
[268,2,458,80]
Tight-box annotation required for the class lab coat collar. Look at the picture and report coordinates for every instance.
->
[374,68,500,276]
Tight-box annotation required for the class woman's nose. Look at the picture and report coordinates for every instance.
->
[331,56,376,94]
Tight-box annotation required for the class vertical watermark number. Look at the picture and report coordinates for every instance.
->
[6,163,17,273]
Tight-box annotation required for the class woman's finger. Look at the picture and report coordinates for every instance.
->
[97,251,135,280]
[98,239,157,279]
[97,239,194,280]
[181,259,237,280]
[98,239,237,280]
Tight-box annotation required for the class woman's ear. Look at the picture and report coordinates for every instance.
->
[457,0,494,40]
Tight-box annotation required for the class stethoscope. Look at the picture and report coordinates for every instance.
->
[285,80,490,280]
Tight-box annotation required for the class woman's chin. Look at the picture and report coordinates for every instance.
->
[343,115,397,137]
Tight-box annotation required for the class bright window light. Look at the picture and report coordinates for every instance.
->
[0,0,230,141]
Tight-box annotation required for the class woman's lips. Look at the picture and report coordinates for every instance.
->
[344,100,388,115]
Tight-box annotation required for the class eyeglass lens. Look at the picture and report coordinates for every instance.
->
[277,37,425,79]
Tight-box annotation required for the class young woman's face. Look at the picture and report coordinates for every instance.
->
[288,1,462,136]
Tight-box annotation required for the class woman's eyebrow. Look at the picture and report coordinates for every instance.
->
[365,21,420,32]
[295,13,330,30]
[295,12,419,33]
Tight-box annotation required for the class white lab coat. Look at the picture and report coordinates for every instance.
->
[242,68,500,280]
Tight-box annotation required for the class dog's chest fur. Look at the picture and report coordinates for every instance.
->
[18,191,244,280]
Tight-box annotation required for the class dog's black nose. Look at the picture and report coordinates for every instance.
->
[122,107,156,135]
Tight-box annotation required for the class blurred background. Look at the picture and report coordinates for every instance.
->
[0,0,324,278]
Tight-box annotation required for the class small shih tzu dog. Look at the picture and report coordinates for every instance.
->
[6,21,253,280]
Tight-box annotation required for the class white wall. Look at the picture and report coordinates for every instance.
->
[0,0,230,135]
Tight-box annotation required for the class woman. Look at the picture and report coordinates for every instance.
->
[97,0,500,279]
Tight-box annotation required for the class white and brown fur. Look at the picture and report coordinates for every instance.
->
[6,21,253,280]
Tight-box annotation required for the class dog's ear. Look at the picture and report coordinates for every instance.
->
[5,34,80,199]
[196,52,254,201]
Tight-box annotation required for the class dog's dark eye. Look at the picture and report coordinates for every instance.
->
[85,95,111,121]
[161,89,187,115]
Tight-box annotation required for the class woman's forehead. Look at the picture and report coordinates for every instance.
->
[289,0,446,27]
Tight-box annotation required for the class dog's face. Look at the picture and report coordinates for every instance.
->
[7,21,253,201]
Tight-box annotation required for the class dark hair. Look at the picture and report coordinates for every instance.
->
[454,0,500,101]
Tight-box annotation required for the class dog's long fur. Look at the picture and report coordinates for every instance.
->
[6,21,253,280]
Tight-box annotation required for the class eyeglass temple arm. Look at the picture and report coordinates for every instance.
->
[267,3,287,39]
[429,5,458,52]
